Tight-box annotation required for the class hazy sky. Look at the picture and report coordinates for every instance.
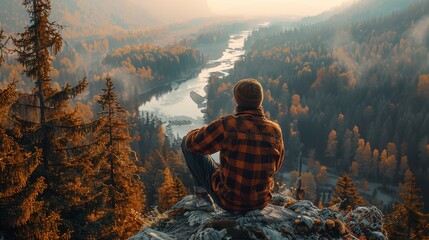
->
[206,0,353,17]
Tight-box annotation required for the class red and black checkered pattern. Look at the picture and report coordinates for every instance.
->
[185,107,284,212]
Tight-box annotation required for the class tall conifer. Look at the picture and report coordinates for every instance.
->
[11,0,97,237]
[330,172,366,211]
[325,129,338,169]
[157,168,175,212]
[1,26,62,239]
[0,82,61,239]
[385,169,428,239]
[157,168,188,212]
[93,77,146,238]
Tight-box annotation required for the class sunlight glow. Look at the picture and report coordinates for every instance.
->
[206,0,352,17]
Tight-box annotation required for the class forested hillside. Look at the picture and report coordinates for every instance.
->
[300,0,421,25]
[0,0,213,37]
[206,0,429,209]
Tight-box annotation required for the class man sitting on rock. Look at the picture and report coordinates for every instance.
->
[182,78,284,212]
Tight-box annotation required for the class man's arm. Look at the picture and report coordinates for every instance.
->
[275,128,285,173]
[185,118,225,155]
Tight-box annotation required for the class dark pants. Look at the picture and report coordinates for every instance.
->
[181,139,222,206]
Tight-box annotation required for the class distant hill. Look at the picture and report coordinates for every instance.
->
[300,0,421,26]
[0,0,213,38]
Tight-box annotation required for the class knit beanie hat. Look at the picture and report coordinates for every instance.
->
[233,78,264,108]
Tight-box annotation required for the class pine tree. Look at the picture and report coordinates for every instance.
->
[330,172,366,211]
[354,138,365,165]
[355,139,372,178]
[11,0,97,237]
[172,175,188,203]
[369,149,379,179]
[0,83,62,239]
[417,74,429,98]
[351,126,360,157]
[379,149,396,183]
[157,168,175,212]
[385,169,428,239]
[93,77,146,238]
[157,168,188,212]
[286,121,302,170]
[362,142,372,176]
[325,129,338,169]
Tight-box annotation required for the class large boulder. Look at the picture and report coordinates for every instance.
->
[130,195,387,240]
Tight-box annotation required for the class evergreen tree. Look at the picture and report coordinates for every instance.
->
[0,82,61,239]
[157,168,175,212]
[325,129,338,169]
[355,139,372,178]
[385,169,428,239]
[157,168,188,212]
[379,149,397,183]
[11,1,101,237]
[362,142,372,174]
[132,113,164,159]
[2,33,42,239]
[350,126,360,161]
[330,172,366,211]
[354,138,365,166]
[140,146,190,210]
[93,77,146,238]
[286,121,302,170]
[142,150,168,208]
[369,149,379,179]
[417,74,429,99]
[172,175,188,203]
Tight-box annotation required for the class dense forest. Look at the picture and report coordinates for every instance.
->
[1,0,428,239]
[0,0,190,238]
[206,0,429,213]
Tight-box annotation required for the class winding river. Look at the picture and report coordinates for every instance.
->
[138,26,263,138]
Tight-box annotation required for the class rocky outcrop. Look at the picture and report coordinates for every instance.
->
[130,195,387,240]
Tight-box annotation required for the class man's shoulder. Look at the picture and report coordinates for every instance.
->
[222,114,282,131]
[265,119,283,134]
[219,114,235,120]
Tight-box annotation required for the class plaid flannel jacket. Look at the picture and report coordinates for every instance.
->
[185,107,284,212]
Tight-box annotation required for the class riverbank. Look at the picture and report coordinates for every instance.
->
[136,38,232,105]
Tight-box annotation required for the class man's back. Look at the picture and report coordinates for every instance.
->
[212,107,284,211]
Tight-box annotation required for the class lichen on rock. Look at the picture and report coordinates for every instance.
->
[129,195,387,240]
